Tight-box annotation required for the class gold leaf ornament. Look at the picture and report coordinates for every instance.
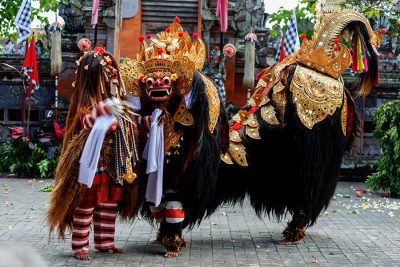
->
[119,57,144,96]
[290,66,344,129]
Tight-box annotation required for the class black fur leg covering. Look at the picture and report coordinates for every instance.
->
[162,235,188,252]
[155,221,168,244]
[282,221,307,242]
[162,222,188,252]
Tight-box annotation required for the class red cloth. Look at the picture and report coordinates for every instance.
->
[80,162,123,208]
[216,0,228,32]
[278,37,285,63]
[22,37,39,96]
[54,120,65,139]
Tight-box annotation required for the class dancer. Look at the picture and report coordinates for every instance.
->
[47,43,142,260]
[119,17,229,257]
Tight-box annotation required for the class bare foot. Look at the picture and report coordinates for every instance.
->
[73,252,91,261]
[164,251,179,258]
[98,247,124,253]
[277,239,302,245]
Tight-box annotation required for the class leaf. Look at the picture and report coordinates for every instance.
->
[311,3,317,14]
[40,184,54,192]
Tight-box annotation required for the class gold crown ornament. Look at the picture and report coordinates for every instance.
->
[294,9,384,79]
[120,17,206,101]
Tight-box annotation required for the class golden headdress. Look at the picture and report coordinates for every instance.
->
[295,9,383,79]
[120,17,206,97]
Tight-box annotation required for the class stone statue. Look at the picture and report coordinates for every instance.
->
[203,47,227,103]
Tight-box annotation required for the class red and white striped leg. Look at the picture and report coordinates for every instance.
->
[165,200,184,224]
[150,203,166,223]
[93,202,118,251]
[72,207,95,255]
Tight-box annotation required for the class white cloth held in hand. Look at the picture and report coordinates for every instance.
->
[143,109,164,207]
[78,115,116,188]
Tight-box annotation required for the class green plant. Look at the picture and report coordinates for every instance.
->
[0,142,13,172]
[0,138,60,178]
[38,155,59,178]
[40,183,54,192]
[267,0,400,39]
[366,97,400,197]
[267,0,316,39]
[0,0,65,40]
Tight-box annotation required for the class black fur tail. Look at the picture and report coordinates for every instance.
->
[209,65,346,226]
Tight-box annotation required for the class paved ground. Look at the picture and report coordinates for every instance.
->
[0,178,400,266]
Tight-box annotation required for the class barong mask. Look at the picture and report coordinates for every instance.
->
[119,17,206,102]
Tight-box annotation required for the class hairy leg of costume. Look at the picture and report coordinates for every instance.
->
[279,210,308,245]
[163,192,187,258]
[72,207,95,260]
[93,202,123,253]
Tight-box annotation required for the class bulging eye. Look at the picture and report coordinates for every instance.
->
[146,77,155,86]
[162,76,171,86]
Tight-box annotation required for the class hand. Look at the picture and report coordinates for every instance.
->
[109,119,119,131]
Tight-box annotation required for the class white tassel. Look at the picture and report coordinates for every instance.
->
[50,29,62,75]
[243,40,255,90]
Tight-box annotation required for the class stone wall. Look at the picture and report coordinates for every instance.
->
[58,0,117,100]
[202,0,268,105]
[0,56,56,141]
[341,63,400,178]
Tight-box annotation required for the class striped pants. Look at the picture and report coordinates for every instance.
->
[150,192,184,224]
[150,191,185,237]
[71,202,118,254]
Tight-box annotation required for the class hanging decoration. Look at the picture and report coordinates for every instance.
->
[50,4,65,140]
[243,26,257,92]
[22,37,39,138]
[216,0,228,32]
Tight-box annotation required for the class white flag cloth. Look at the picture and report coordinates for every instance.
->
[78,115,116,188]
[91,0,100,28]
[15,0,32,44]
[143,109,164,207]
[275,9,300,61]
